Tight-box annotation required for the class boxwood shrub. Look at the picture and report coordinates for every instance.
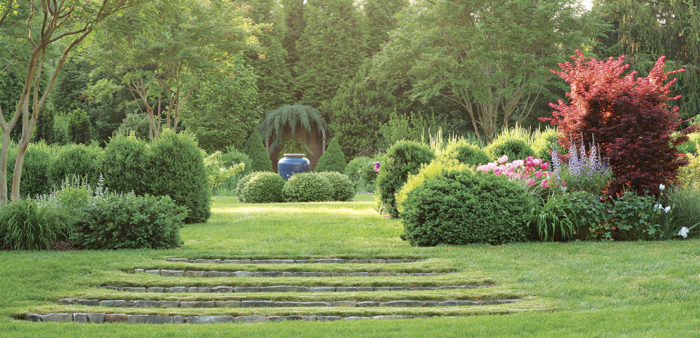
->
[146,130,211,223]
[486,135,534,161]
[239,172,285,203]
[401,168,534,246]
[70,193,186,250]
[376,141,434,217]
[283,172,333,202]
[8,143,56,198]
[101,134,149,195]
[319,172,355,201]
[49,144,103,187]
[439,140,491,166]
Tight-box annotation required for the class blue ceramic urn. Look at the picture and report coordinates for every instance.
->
[278,153,310,180]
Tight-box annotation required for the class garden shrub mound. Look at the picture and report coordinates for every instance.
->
[315,137,347,172]
[486,137,534,161]
[239,172,286,203]
[243,130,273,172]
[146,130,211,223]
[344,156,372,186]
[101,134,149,195]
[0,199,66,250]
[440,140,491,166]
[9,143,55,198]
[283,172,333,202]
[377,140,434,218]
[401,169,533,246]
[49,144,103,186]
[395,160,467,214]
[71,193,186,250]
[319,172,355,201]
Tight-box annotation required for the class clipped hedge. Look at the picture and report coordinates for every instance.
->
[315,137,347,172]
[376,140,434,217]
[439,140,491,166]
[486,135,534,161]
[283,172,333,202]
[71,193,186,250]
[239,172,285,203]
[319,172,355,201]
[101,134,149,195]
[7,143,56,198]
[401,169,534,246]
[146,130,211,223]
[49,144,103,186]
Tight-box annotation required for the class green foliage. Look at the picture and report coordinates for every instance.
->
[529,194,576,242]
[52,108,92,145]
[378,112,442,151]
[278,138,312,159]
[203,151,245,193]
[243,129,274,172]
[608,191,656,241]
[42,176,93,229]
[676,154,700,187]
[182,62,261,152]
[294,0,366,107]
[401,169,534,246]
[101,134,149,195]
[395,159,467,214]
[666,185,700,239]
[315,138,346,172]
[146,130,211,223]
[344,156,373,188]
[564,191,608,241]
[259,105,327,156]
[239,172,286,203]
[70,192,186,250]
[10,143,55,198]
[49,144,104,187]
[0,199,65,251]
[439,139,491,166]
[362,0,408,56]
[531,128,562,162]
[486,135,534,161]
[282,172,333,202]
[116,113,150,140]
[376,140,435,217]
[219,147,253,195]
[318,172,355,201]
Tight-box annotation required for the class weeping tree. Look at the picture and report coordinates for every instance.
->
[0,0,132,205]
[258,105,327,156]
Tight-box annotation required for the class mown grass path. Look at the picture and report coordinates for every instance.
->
[0,196,698,336]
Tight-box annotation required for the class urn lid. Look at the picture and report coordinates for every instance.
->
[283,153,306,157]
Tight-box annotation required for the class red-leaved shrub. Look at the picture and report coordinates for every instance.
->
[542,50,691,196]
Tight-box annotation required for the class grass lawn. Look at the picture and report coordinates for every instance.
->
[0,196,698,337]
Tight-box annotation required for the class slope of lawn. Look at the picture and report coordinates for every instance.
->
[0,196,698,337]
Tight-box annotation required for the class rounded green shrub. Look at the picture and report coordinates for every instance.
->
[10,143,56,198]
[315,137,347,172]
[486,135,534,161]
[401,169,534,246]
[319,172,355,201]
[146,130,211,223]
[49,144,103,187]
[70,193,186,250]
[0,199,66,250]
[239,172,285,203]
[102,134,149,195]
[236,171,256,198]
[395,159,467,214]
[243,130,273,172]
[344,156,372,185]
[440,140,491,166]
[222,148,253,176]
[376,140,434,218]
[283,172,333,202]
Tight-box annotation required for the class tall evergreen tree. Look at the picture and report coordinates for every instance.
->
[281,0,305,85]
[243,129,274,172]
[294,0,366,108]
[361,0,408,56]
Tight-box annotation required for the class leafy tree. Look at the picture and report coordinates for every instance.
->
[374,0,597,141]
[90,0,258,139]
[182,61,261,153]
[243,129,274,172]
[53,108,91,144]
[361,0,408,56]
[593,0,700,122]
[315,137,347,172]
[294,0,366,108]
[0,0,132,204]
[259,104,327,156]
[543,51,691,196]
[280,0,305,82]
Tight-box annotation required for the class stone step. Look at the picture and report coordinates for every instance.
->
[166,258,423,264]
[101,284,489,293]
[59,298,520,308]
[134,269,449,277]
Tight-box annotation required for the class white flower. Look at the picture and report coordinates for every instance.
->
[659,184,665,191]
[654,203,663,212]
[678,227,689,239]
[664,206,671,213]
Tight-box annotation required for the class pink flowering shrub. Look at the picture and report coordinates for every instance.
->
[477,155,552,188]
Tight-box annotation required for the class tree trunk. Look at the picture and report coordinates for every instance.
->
[0,129,11,205]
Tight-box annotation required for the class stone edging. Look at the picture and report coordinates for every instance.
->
[102,284,486,293]
[26,313,446,324]
[165,258,422,264]
[134,269,448,277]
[59,298,519,308]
